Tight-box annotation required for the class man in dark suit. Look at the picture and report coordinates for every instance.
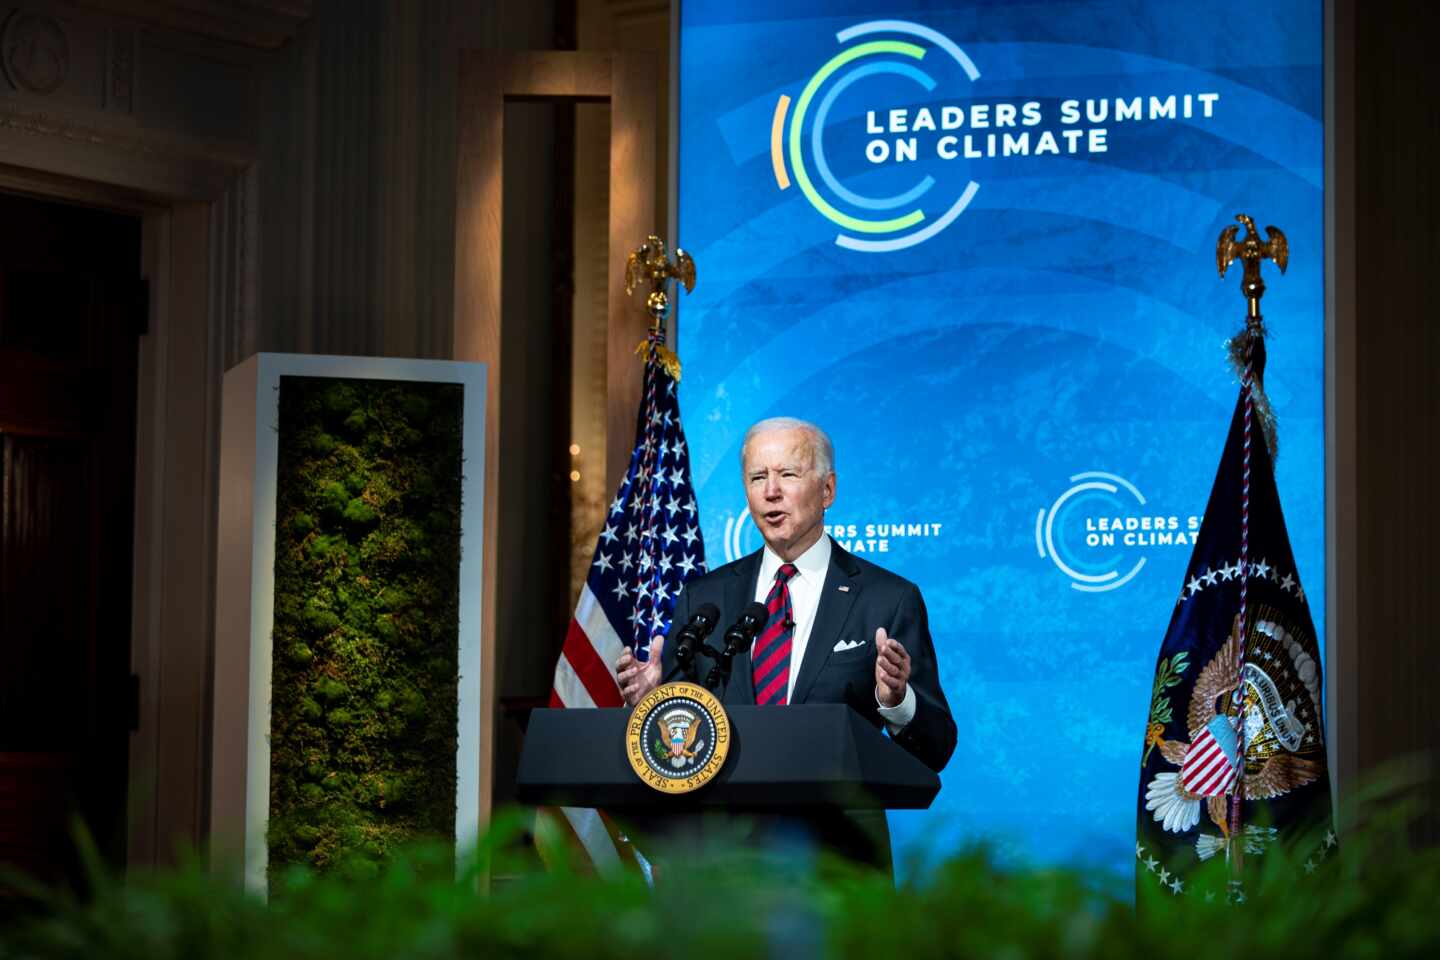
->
[614,416,956,867]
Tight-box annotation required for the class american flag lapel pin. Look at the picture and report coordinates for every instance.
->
[837,585,850,592]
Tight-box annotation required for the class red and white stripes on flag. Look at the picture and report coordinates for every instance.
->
[551,584,626,710]
[1181,715,1242,797]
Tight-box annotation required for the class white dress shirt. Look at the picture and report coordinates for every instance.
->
[754,535,916,729]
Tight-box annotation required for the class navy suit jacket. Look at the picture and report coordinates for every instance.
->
[662,537,956,775]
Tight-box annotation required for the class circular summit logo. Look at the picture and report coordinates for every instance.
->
[1035,471,1200,593]
[626,682,731,794]
[772,22,1225,254]
[772,20,981,253]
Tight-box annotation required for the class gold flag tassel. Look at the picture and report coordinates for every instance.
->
[635,337,683,383]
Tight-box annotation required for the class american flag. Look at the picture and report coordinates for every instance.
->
[542,338,705,874]
[549,339,707,707]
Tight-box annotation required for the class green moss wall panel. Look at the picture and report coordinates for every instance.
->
[268,377,463,879]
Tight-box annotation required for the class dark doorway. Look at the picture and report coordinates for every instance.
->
[0,191,143,889]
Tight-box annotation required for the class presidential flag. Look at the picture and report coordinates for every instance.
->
[1136,330,1335,900]
[541,333,706,871]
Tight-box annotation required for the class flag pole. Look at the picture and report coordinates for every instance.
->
[1215,212,1289,895]
[619,235,698,664]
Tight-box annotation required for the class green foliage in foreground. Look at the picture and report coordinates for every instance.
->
[2,810,1438,959]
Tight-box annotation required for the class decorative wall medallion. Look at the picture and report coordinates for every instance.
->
[3,11,69,96]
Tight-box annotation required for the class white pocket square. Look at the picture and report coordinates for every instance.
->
[832,638,866,653]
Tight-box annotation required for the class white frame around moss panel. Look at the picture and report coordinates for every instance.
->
[212,353,487,896]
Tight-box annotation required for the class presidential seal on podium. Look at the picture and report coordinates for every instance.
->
[626,682,731,794]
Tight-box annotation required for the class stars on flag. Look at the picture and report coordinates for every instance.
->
[1176,556,1308,606]
[578,349,708,656]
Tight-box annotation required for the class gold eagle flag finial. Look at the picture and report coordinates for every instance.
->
[625,235,696,382]
[1217,213,1287,459]
[1216,213,1288,324]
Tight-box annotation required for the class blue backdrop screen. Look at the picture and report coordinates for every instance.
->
[676,0,1323,873]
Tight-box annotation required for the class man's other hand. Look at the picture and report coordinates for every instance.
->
[615,636,664,706]
[874,627,911,708]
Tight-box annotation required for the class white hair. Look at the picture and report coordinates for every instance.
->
[740,417,835,478]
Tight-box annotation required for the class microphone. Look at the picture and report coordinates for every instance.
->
[725,602,770,651]
[705,602,770,692]
[667,603,721,681]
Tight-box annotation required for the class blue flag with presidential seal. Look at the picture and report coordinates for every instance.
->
[1136,326,1334,901]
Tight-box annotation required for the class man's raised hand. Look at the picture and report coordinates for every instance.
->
[615,636,664,706]
[874,627,911,708]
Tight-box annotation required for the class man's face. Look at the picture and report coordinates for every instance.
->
[742,427,835,562]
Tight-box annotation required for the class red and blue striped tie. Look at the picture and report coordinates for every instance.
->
[752,563,798,705]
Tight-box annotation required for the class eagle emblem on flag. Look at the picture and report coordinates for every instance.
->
[1144,609,1326,851]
